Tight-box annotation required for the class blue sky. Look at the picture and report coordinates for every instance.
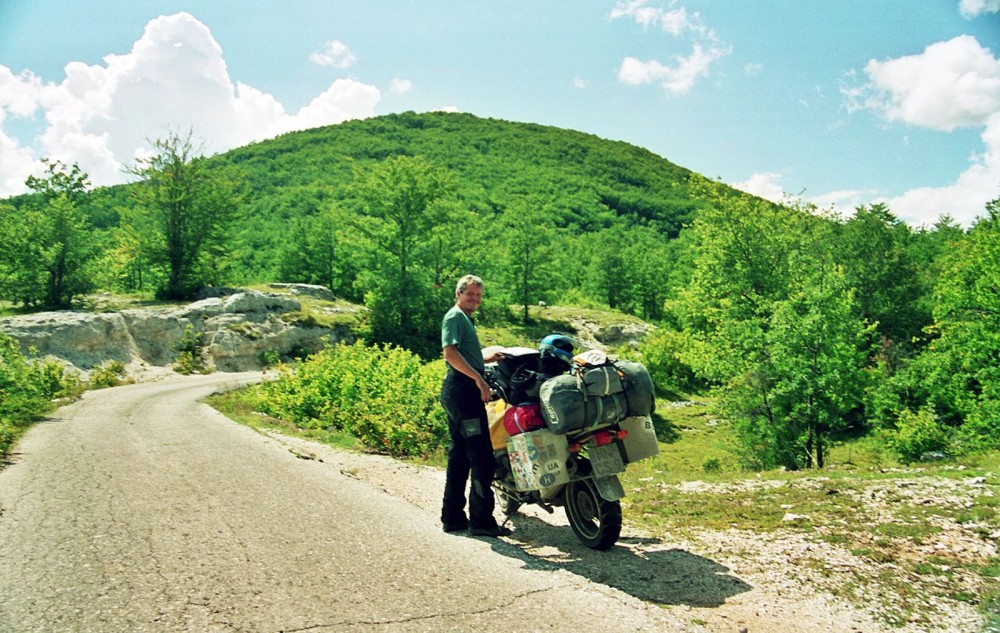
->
[1,1,998,226]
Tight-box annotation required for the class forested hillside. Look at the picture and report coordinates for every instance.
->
[212,111,711,287]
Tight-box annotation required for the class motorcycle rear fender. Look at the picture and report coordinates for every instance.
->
[593,474,625,502]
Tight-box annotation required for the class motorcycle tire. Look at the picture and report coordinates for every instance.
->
[564,477,622,550]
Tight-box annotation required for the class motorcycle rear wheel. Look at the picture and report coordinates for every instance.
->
[564,478,622,550]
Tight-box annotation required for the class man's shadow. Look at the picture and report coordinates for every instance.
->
[485,513,751,607]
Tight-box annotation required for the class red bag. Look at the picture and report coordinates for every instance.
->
[503,403,546,436]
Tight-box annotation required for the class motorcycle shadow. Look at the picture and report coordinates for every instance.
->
[489,514,751,608]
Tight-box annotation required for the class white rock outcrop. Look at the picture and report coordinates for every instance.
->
[0,289,355,376]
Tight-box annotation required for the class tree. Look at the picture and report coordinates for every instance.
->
[277,207,357,296]
[500,197,556,323]
[890,199,1000,450]
[349,155,457,350]
[837,204,927,348]
[0,160,96,308]
[126,131,239,300]
[676,187,873,469]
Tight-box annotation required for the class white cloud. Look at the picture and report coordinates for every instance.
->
[730,172,788,203]
[573,76,588,89]
[851,35,1000,131]
[732,171,880,218]
[841,35,1000,225]
[880,113,1000,226]
[0,13,381,196]
[611,1,730,94]
[617,44,728,94]
[309,40,357,69]
[279,78,380,133]
[388,78,413,94]
[809,188,879,215]
[610,2,706,37]
[959,0,1000,18]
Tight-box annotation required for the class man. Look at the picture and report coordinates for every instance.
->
[439,274,511,538]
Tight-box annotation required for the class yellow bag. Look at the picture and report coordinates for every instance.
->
[487,399,511,451]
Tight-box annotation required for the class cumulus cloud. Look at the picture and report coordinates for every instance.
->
[959,0,1000,18]
[880,113,1000,226]
[309,40,357,69]
[843,35,1000,225]
[849,35,1000,131]
[611,1,730,94]
[0,13,381,196]
[730,172,788,203]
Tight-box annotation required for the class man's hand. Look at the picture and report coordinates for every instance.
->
[476,377,492,403]
[483,349,505,364]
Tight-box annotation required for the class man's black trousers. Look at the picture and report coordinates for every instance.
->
[439,371,498,531]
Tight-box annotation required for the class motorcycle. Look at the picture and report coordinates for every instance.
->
[483,345,658,551]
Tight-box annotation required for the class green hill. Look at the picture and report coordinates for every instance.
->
[199,111,718,281]
[220,111,704,233]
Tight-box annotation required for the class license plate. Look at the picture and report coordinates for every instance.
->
[589,443,625,477]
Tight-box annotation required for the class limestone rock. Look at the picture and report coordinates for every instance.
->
[0,289,357,377]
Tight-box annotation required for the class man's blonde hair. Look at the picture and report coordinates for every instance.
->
[455,274,483,295]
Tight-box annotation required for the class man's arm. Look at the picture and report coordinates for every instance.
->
[443,345,492,402]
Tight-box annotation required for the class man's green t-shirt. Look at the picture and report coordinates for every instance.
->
[441,305,485,374]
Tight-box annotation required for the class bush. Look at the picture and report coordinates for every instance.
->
[26,356,79,400]
[252,340,447,457]
[0,333,73,456]
[889,407,953,464]
[89,361,127,388]
[638,328,702,396]
[174,325,208,375]
[259,349,281,369]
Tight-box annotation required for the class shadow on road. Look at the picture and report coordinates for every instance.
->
[484,514,751,607]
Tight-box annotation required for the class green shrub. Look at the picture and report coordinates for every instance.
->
[174,325,208,375]
[0,333,74,455]
[638,327,702,396]
[702,457,722,473]
[252,340,447,457]
[889,407,953,464]
[259,349,281,369]
[26,357,79,400]
[89,361,127,388]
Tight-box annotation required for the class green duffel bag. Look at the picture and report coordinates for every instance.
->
[616,360,656,417]
[539,374,628,435]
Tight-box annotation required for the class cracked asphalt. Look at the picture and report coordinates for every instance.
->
[0,372,689,632]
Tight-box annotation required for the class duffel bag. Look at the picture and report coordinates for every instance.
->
[574,363,624,396]
[503,403,546,436]
[616,359,656,417]
[539,375,629,434]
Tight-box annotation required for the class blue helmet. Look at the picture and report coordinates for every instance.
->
[539,334,574,367]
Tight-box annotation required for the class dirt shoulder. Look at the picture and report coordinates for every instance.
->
[266,431,995,633]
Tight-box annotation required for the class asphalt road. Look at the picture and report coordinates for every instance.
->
[0,373,686,633]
